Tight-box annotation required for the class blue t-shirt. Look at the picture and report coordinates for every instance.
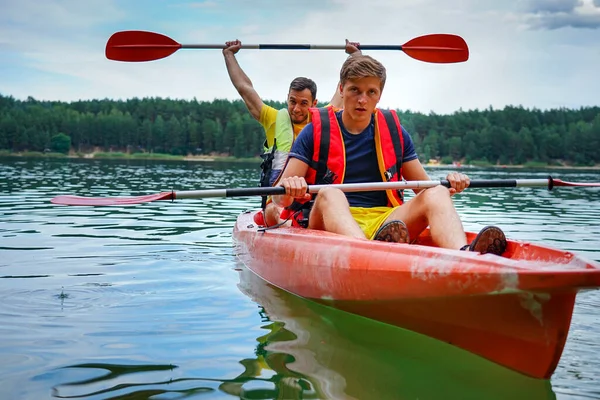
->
[289,110,418,207]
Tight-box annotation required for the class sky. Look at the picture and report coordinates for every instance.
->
[1,0,599,114]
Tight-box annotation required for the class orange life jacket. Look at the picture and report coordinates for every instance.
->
[305,106,405,207]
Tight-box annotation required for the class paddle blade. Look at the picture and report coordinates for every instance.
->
[553,179,600,187]
[106,31,182,62]
[402,34,469,63]
[51,192,175,206]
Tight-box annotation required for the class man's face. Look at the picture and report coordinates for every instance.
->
[340,77,382,123]
[287,89,316,124]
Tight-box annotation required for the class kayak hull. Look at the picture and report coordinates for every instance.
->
[233,210,600,379]
[323,291,575,379]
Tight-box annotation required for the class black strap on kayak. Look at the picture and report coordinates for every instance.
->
[258,200,314,232]
[258,209,298,232]
[259,139,277,209]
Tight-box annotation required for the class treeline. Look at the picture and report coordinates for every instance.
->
[0,94,599,165]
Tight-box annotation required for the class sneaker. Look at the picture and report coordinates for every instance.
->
[373,220,410,244]
[461,226,507,256]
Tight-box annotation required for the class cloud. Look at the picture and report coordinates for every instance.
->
[529,12,600,29]
[525,0,580,13]
[522,0,600,29]
[1,0,598,114]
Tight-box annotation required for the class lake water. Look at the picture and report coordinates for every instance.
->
[1,157,599,400]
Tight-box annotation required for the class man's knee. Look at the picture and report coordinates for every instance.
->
[312,187,347,210]
[420,186,453,208]
[315,187,345,202]
[265,202,281,226]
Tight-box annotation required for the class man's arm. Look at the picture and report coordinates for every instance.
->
[272,123,315,207]
[272,158,311,208]
[401,159,431,195]
[223,40,264,121]
[403,159,470,195]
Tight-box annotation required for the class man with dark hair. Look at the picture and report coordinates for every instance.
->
[223,40,317,189]
[223,39,360,226]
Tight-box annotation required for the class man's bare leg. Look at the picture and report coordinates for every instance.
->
[264,202,285,227]
[308,187,366,239]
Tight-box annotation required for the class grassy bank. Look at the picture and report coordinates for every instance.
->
[0,150,260,164]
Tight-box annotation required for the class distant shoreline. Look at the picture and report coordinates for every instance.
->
[1,151,599,170]
[425,163,600,170]
[0,151,260,164]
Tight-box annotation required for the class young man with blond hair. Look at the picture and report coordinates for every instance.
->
[272,54,507,254]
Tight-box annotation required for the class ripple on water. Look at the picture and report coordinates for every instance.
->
[553,290,600,399]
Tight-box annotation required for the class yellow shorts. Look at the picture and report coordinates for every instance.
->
[349,206,396,240]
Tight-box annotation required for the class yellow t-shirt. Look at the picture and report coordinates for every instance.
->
[258,104,307,151]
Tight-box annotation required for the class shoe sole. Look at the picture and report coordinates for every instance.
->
[373,220,410,244]
[470,225,507,255]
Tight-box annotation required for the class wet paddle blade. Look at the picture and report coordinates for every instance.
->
[402,34,469,63]
[106,31,182,62]
[51,192,175,206]
[553,179,600,187]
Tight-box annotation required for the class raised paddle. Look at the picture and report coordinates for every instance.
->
[105,30,469,64]
[51,177,599,206]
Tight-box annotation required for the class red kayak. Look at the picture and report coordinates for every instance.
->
[233,209,600,379]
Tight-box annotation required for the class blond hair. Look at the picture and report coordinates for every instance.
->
[339,55,387,90]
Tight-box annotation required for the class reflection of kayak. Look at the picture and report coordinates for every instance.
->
[233,209,600,379]
[236,266,556,399]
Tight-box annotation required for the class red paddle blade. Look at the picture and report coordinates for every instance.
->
[402,34,469,63]
[553,179,600,187]
[106,31,182,62]
[51,192,175,206]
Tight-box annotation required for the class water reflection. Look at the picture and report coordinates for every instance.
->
[50,361,314,399]
[234,267,558,400]
[48,266,555,400]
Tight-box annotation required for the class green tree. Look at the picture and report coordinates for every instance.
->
[166,115,184,155]
[153,115,166,153]
[201,118,218,154]
[225,113,243,156]
[28,128,49,152]
[140,119,153,152]
[0,113,19,150]
[50,133,71,154]
[421,129,441,159]
[447,136,462,161]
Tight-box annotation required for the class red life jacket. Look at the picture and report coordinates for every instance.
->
[306,107,405,207]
